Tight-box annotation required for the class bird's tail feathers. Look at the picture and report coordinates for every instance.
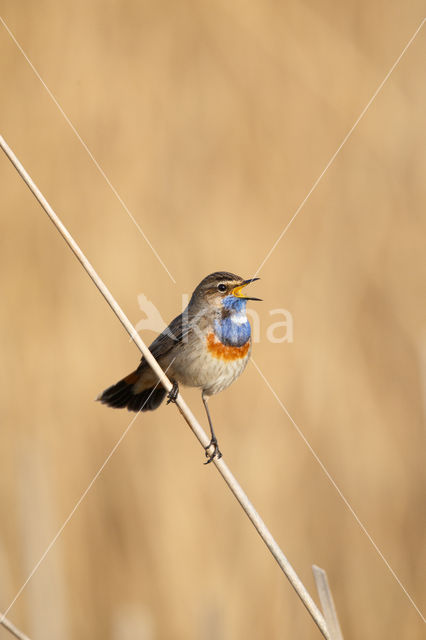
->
[97,370,166,412]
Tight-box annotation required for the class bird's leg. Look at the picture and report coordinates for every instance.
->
[166,381,179,404]
[202,391,222,463]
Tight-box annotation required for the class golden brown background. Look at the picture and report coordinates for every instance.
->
[1,1,425,638]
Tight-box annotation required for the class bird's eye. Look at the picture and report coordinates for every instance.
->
[217,283,227,292]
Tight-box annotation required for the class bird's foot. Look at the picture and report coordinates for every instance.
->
[204,437,222,464]
[166,381,179,404]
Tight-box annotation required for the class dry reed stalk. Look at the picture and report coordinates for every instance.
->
[0,135,331,639]
[0,614,31,640]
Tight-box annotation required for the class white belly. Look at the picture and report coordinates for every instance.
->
[170,336,251,396]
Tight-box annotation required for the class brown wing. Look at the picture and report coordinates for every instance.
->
[137,312,191,369]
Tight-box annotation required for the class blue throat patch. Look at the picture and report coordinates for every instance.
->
[214,296,251,347]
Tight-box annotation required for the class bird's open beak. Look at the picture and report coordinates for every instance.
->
[232,277,262,301]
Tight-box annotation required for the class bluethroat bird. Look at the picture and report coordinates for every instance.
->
[97,272,261,462]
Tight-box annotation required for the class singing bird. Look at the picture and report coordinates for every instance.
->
[97,272,261,461]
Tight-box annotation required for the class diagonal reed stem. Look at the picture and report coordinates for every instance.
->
[0,135,330,639]
[0,613,31,640]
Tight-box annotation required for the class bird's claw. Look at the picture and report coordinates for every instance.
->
[204,437,222,464]
[167,382,179,404]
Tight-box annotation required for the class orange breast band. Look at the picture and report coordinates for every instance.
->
[206,333,250,360]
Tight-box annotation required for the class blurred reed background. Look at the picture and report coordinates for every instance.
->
[0,1,425,638]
